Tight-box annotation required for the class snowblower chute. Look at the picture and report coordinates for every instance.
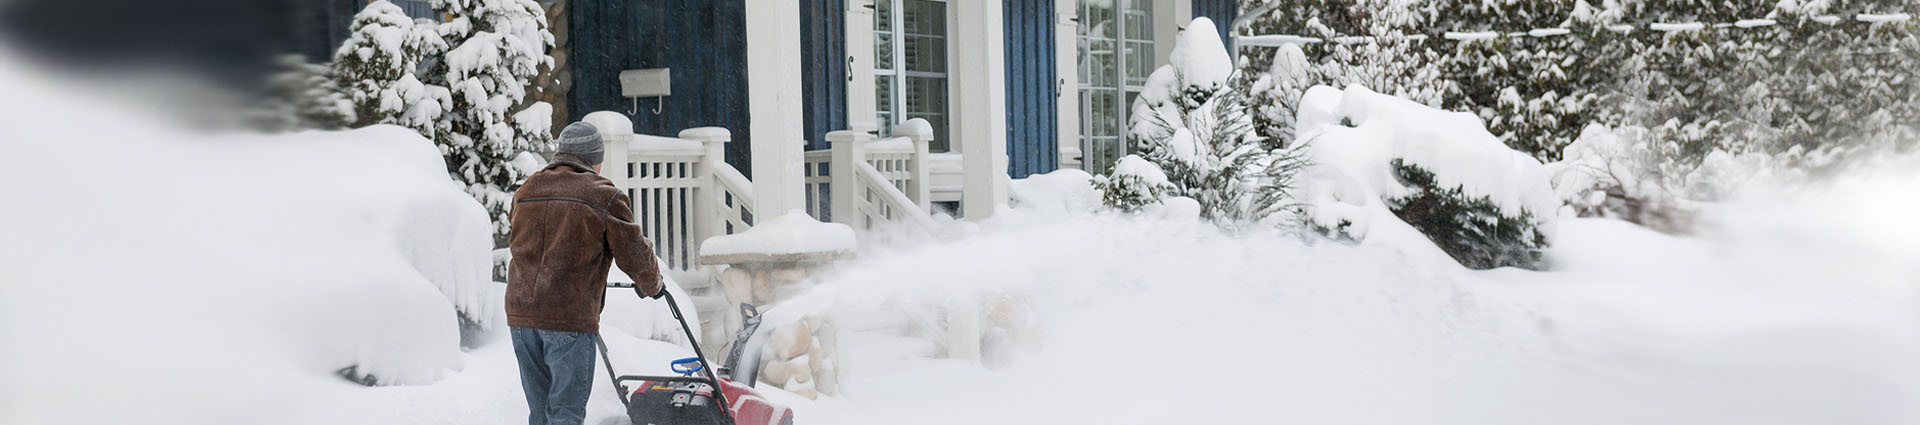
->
[597,286,793,425]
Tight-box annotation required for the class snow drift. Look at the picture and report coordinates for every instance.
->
[0,53,497,425]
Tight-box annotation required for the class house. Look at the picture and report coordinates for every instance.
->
[300,0,1242,217]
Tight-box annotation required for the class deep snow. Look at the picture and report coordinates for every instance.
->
[3,46,1919,425]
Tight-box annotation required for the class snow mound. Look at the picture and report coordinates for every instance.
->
[699,211,857,258]
[1171,17,1233,90]
[1296,85,1557,235]
[1008,168,1101,215]
[0,53,496,424]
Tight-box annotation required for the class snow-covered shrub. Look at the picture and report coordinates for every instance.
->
[1548,123,1802,234]
[1296,85,1557,270]
[1092,155,1174,213]
[1121,18,1301,225]
[332,0,450,135]
[1389,160,1550,269]
[1248,43,1315,150]
[425,0,557,243]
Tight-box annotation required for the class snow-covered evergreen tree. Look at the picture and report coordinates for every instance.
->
[424,0,556,242]
[1124,18,1286,225]
[1428,0,1596,162]
[1248,43,1315,150]
[333,0,450,135]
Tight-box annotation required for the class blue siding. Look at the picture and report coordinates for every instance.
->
[801,0,849,151]
[1002,0,1058,178]
[1191,0,1238,48]
[571,0,754,175]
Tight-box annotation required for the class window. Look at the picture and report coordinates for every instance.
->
[1077,0,1152,173]
[388,0,437,21]
[875,0,951,152]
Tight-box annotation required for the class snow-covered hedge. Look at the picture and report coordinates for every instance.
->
[1296,85,1557,269]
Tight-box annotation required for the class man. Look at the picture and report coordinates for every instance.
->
[506,121,663,425]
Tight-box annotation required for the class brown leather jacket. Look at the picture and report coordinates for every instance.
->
[505,160,662,333]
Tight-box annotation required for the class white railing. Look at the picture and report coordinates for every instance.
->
[803,118,934,223]
[826,127,935,231]
[590,112,755,272]
[591,111,934,270]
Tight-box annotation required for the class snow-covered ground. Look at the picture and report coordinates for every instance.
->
[3,48,1918,425]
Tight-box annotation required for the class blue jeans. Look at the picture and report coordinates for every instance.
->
[511,327,598,425]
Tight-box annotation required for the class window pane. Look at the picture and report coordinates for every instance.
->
[875,33,894,70]
[906,76,948,151]
[1125,0,1152,40]
[1088,39,1116,87]
[1125,42,1152,87]
[905,35,946,73]
[876,75,895,116]
[875,0,892,31]
[1087,0,1115,39]
[904,0,945,36]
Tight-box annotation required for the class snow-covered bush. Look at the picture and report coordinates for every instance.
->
[1248,43,1315,150]
[1297,85,1557,270]
[1120,18,1301,225]
[1548,123,1802,234]
[425,0,557,243]
[1092,155,1174,212]
[332,0,450,135]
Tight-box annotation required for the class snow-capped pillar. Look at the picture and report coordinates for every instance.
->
[1055,0,1083,171]
[746,0,808,217]
[951,0,1009,221]
[844,0,879,133]
[896,119,934,210]
[585,111,634,183]
[826,130,870,227]
[679,127,730,245]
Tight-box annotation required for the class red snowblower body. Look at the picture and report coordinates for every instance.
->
[598,287,793,425]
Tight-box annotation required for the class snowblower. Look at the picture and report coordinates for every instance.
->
[598,283,793,425]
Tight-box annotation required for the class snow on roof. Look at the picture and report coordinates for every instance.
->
[699,211,856,259]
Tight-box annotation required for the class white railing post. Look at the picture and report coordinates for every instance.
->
[585,111,635,183]
[827,130,870,226]
[680,127,731,247]
[897,119,934,211]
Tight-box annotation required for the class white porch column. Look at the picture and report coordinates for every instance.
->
[845,0,879,133]
[746,0,808,216]
[1152,0,1193,69]
[951,0,1008,221]
[1054,0,1082,171]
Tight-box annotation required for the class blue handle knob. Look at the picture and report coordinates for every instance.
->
[670,357,704,375]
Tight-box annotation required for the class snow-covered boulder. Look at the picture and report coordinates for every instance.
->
[1295,85,1557,269]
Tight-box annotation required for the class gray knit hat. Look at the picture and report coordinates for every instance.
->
[556,122,605,165]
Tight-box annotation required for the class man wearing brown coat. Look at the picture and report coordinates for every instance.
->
[506,121,663,425]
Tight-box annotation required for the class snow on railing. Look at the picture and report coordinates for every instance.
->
[825,128,935,231]
[1236,11,1913,47]
[802,119,933,223]
[590,110,756,272]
